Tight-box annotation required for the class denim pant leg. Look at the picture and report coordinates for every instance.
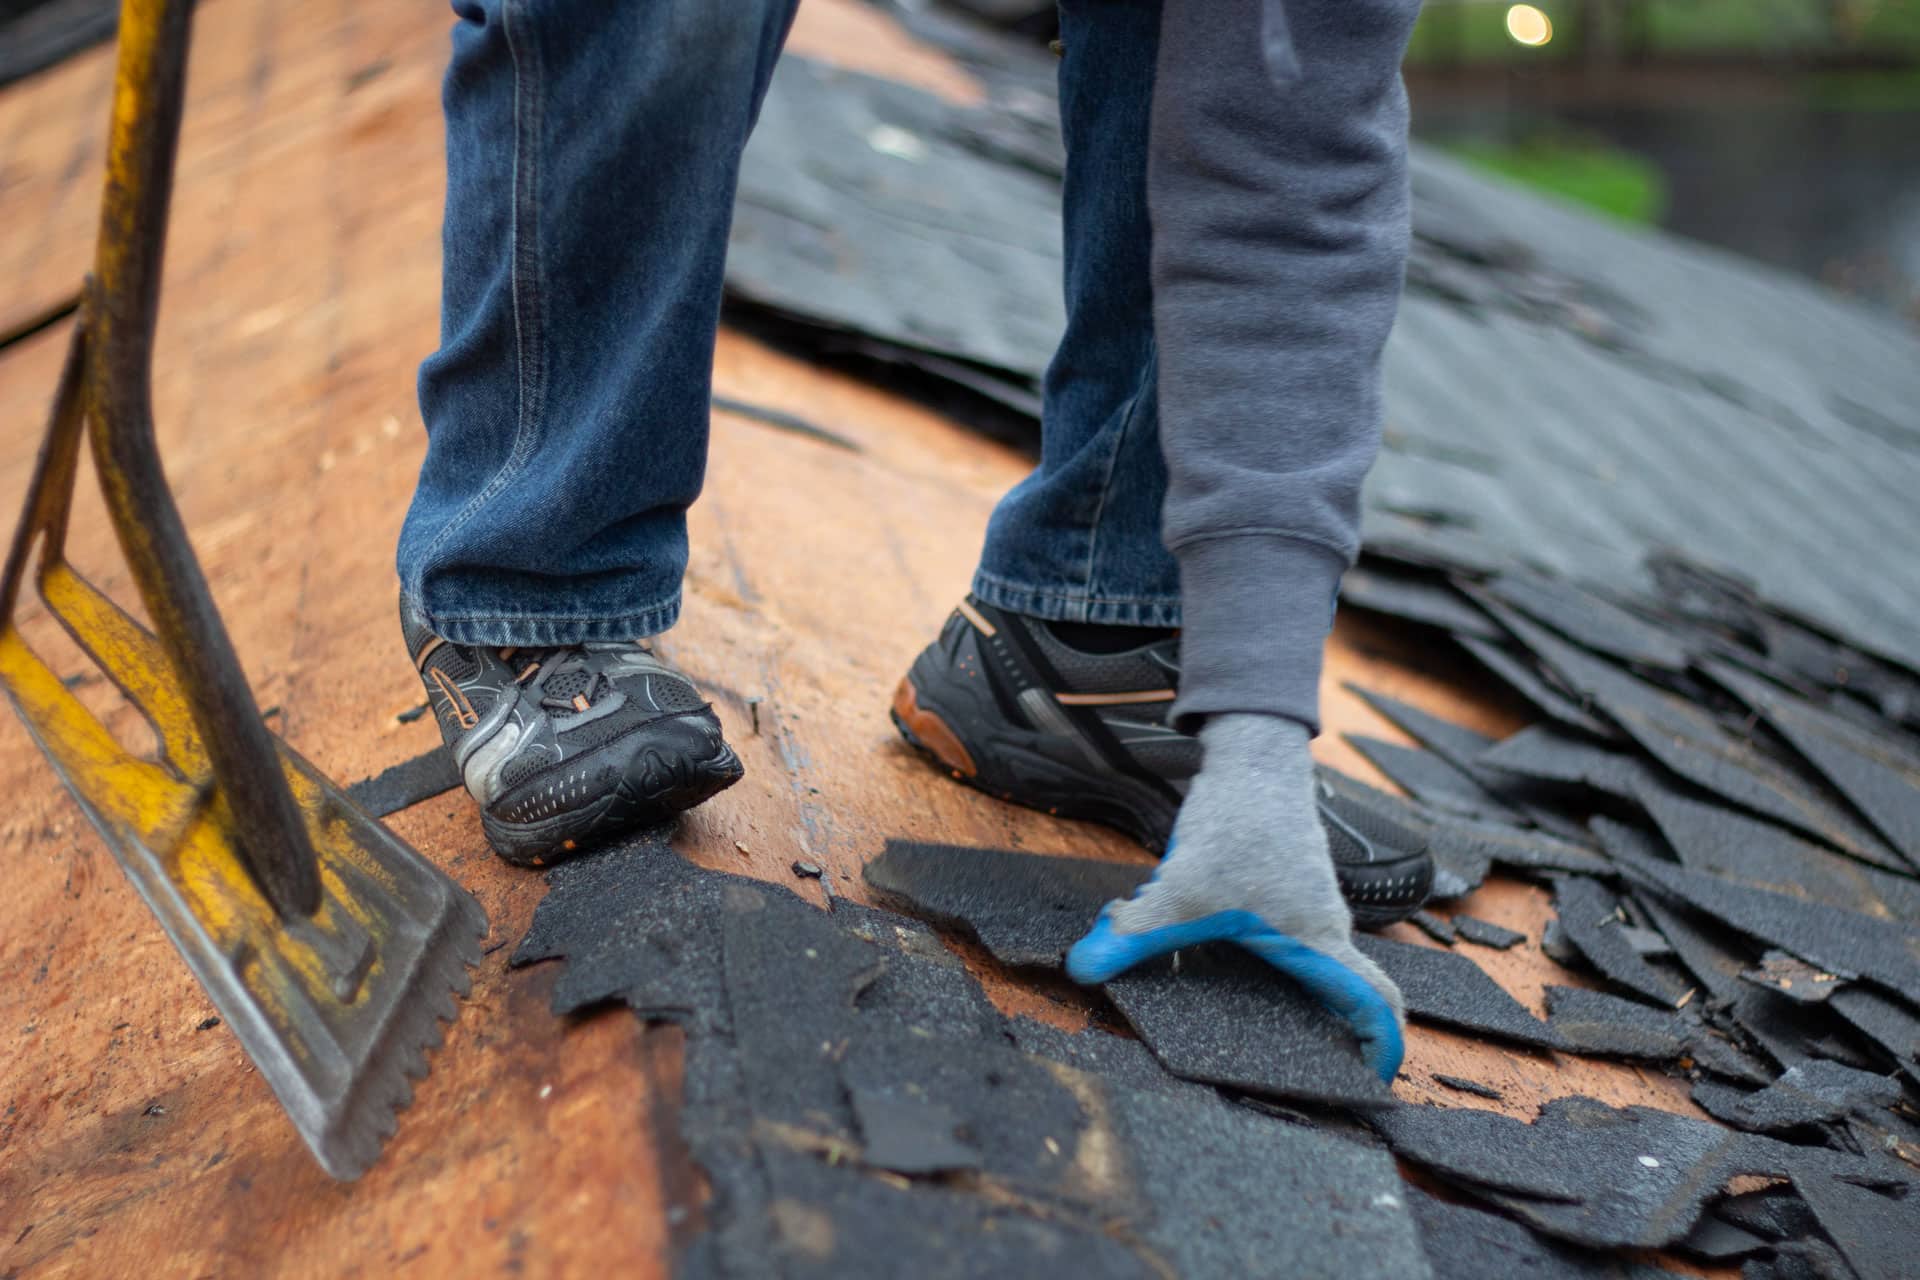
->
[971,0,1181,629]
[398,0,800,647]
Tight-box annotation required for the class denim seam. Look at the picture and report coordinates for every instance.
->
[1080,333,1158,599]
[417,0,548,574]
[971,565,1181,610]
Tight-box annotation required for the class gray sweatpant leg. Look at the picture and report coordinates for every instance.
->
[1152,0,1421,734]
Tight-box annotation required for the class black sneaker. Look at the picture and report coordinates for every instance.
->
[892,596,1432,927]
[402,599,742,866]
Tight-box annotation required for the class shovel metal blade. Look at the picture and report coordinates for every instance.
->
[0,566,486,1180]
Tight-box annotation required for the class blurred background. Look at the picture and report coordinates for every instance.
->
[5,0,1917,323]
[933,0,1920,325]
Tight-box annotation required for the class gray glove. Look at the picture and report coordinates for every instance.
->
[1067,711,1407,1080]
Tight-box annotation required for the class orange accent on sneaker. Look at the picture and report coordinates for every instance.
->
[893,677,977,778]
[1054,689,1176,706]
[954,598,997,637]
[412,635,444,671]
[571,693,591,712]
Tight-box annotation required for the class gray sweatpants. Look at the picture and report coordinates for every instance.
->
[1154,0,1421,732]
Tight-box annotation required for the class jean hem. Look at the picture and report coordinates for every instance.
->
[414,592,683,647]
[970,568,1181,628]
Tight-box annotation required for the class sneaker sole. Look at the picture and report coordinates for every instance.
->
[894,671,1428,929]
[481,736,744,868]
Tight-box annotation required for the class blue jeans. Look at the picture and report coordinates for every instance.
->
[399,0,1180,645]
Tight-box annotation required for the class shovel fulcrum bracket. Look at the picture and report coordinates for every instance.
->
[0,0,486,1180]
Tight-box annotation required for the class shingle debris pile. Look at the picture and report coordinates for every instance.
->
[515,834,1431,1279]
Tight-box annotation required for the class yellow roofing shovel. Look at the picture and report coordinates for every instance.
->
[0,0,485,1179]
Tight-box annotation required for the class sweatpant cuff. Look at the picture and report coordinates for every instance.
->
[1167,534,1345,735]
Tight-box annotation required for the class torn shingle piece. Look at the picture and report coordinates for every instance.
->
[1002,1017,1201,1097]
[1103,946,1396,1109]
[1356,934,1568,1051]
[511,828,732,1024]
[1457,634,1617,739]
[862,841,1147,969]
[1741,951,1847,1005]
[1553,876,1689,1007]
[753,1148,1155,1280]
[1474,574,1692,673]
[1614,847,1920,995]
[1512,618,1902,870]
[1828,987,1920,1081]
[1479,724,1652,802]
[1544,985,1766,1083]
[1409,909,1457,945]
[1114,1084,1434,1280]
[1626,767,1920,925]
[838,1032,1088,1197]
[1345,734,1523,822]
[1674,1215,1771,1263]
[1789,1168,1920,1280]
[1346,686,1498,773]
[1712,1185,1820,1242]
[1405,1186,1680,1280]
[1619,925,1674,958]
[1692,1061,1905,1136]
[849,1088,981,1175]
[344,745,460,818]
[1430,813,1614,879]
[1377,1095,1883,1250]
[1709,661,1920,872]
[1454,915,1526,949]
[1340,561,1502,639]
[1433,1074,1504,1101]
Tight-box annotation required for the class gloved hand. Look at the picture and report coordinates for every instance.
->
[1066,711,1407,1081]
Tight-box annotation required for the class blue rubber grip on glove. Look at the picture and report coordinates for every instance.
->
[1067,908,1406,1083]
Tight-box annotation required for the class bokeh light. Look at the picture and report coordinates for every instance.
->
[1506,4,1553,47]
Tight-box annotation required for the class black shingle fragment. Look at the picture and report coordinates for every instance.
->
[1356,934,1567,1051]
[1455,915,1526,949]
[1410,909,1457,945]
[849,1088,981,1175]
[1675,1215,1772,1262]
[1620,925,1674,958]
[1374,1095,1883,1249]
[863,841,1146,969]
[1691,1061,1904,1136]
[1480,724,1650,801]
[1627,769,1920,924]
[1347,686,1498,773]
[1002,1017,1200,1096]
[1742,951,1846,1005]
[1114,1084,1431,1280]
[1346,734,1521,821]
[1475,575,1692,672]
[1828,988,1920,1082]
[1103,945,1396,1109]
[1712,1185,1819,1242]
[344,745,459,818]
[752,1148,1154,1280]
[1433,1074,1503,1101]
[1710,661,1920,871]
[1457,634,1617,739]
[1405,1185,1681,1279]
[1553,876,1688,1007]
[1615,848,1920,994]
[1431,813,1614,879]
[1340,562,1502,639]
[1544,984,1765,1082]
[1790,1168,1920,1280]
[511,828,732,1023]
[1515,620,1901,869]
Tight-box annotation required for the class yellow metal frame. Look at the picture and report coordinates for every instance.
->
[0,0,485,1179]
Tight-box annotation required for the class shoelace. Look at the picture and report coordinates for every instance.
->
[498,641,650,714]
